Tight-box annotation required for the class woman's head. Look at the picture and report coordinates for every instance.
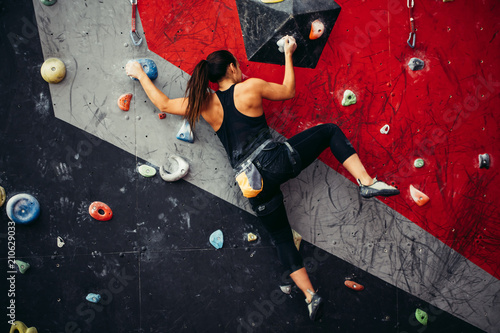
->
[206,50,238,83]
[185,50,238,130]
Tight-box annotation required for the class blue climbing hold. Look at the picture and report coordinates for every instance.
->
[86,293,101,303]
[176,119,194,143]
[129,59,158,81]
[209,229,224,249]
[6,194,40,224]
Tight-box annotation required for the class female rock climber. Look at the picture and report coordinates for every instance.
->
[126,36,399,321]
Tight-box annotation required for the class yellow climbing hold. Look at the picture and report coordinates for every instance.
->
[247,233,258,242]
[261,0,284,3]
[0,185,6,207]
[41,58,66,83]
[10,321,38,333]
[292,229,302,251]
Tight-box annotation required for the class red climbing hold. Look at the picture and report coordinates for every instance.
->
[345,280,364,291]
[410,185,430,206]
[159,113,166,119]
[117,93,133,111]
[309,19,325,40]
[89,201,113,221]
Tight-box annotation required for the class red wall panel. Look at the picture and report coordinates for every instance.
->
[139,0,500,278]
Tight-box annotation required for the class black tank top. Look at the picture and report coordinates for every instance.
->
[216,84,272,168]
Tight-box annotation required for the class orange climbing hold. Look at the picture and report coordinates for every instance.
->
[309,20,325,40]
[117,93,133,111]
[345,280,364,291]
[89,201,113,221]
[410,185,430,206]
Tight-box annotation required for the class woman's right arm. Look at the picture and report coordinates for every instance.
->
[126,61,188,116]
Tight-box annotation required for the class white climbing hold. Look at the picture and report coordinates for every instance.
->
[277,38,285,53]
[57,236,65,248]
[380,124,390,134]
[159,155,190,182]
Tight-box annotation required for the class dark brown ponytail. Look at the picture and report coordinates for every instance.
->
[185,50,237,130]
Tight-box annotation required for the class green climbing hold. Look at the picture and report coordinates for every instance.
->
[341,90,357,106]
[138,164,156,177]
[15,260,30,274]
[415,308,428,326]
[40,0,57,6]
[414,158,425,168]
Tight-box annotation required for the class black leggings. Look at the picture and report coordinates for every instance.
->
[249,124,357,274]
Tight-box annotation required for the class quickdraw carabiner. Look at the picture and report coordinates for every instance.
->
[407,0,416,48]
[130,0,143,46]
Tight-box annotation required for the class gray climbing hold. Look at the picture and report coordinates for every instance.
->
[408,57,425,71]
[138,164,156,177]
[280,285,292,295]
[15,260,30,274]
[159,155,190,182]
[209,229,224,249]
[414,158,425,168]
[479,153,490,169]
[341,90,356,106]
[86,293,101,303]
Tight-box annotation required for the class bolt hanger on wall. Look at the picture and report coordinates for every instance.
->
[407,0,416,48]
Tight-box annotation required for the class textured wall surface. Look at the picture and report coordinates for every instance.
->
[18,0,500,332]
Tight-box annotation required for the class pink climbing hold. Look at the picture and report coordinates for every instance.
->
[409,185,430,206]
[118,93,133,111]
[309,20,325,40]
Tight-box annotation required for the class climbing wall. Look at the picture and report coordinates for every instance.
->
[1,0,499,332]
[139,0,500,279]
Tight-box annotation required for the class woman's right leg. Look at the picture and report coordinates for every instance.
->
[287,123,399,198]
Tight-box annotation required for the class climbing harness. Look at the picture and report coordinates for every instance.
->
[130,0,143,46]
[407,0,416,48]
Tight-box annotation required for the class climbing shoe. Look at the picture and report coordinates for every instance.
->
[358,178,400,198]
[306,289,324,321]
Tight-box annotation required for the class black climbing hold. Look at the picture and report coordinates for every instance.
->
[408,57,425,71]
[119,252,125,257]
[235,0,341,68]
[479,153,490,169]
[141,246,147,252]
